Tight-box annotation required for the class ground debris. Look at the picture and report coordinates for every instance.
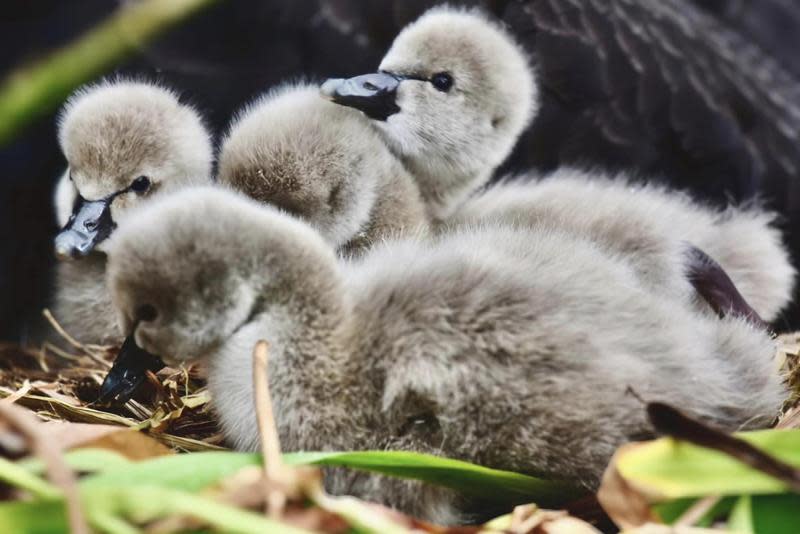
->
[777,331,800,429]
[0,321,220,452]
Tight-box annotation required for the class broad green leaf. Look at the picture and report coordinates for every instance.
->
[616,429,800,499]
[285,450,582,504]
[0,500,66,534]
[18,448,131,476]
[82,451,258,491]
[76,450,577,504]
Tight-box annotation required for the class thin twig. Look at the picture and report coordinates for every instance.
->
[0,403,88,534]
[42,309,87,352]
[41,342,81,362]
[0,380,32,406]
[252,340,287,518]
[42,309,110,368]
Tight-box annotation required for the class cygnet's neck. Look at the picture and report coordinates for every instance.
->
[343,160,429,254]
[402,153,490,221]
[206,247,364,452]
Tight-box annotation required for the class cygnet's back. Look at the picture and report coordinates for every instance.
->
[217,84,427,254]
[450,170,795,322]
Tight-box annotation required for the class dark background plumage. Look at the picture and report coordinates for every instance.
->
[2,0,800,342]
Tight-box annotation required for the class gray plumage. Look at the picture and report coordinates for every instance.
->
[106,187,785,523]
[350,6,537,219]
[217,84,428,255]
[451,170,795,322]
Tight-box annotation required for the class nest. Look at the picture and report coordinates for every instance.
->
[0,311,222,452]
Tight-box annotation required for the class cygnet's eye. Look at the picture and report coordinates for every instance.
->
[430,72,454,92]
[130,176,151,194]
[398,411,441,440]
[135,303,159,323]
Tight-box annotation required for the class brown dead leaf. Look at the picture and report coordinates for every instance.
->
[30,380,81,406]
[0,380,32,405]
[596,444,659,530]
[18,421,173,460]
[81,428,173,459]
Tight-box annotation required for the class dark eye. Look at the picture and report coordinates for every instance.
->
[431,72,453,92]
[131,176,151,194]
[136,304,158,322]
[398,412,442,440]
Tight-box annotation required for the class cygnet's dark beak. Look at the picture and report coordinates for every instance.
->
[98,334,165,405]
[321,72,403,121]
[55,196,115,260]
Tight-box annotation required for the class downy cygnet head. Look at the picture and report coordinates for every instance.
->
[106,186,340,362]
[55,79,212,259]
[322,7,537,218]
[217,83,427,253]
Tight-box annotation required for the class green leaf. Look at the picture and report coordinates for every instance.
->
[0,500,67,534]
[18,448,131,476]
[82,451,257,492]
[727,494,800,534]
[284,450,582,504]
[617,429,800,499]
[75,449,577,505]
[728,496,754,534]
[0,457,62,499]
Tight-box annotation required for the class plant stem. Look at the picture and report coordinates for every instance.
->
[0,0,220,146]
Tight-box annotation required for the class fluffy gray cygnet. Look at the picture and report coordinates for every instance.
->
[106,187,785,523]
[322,6,794,322]
[217,83,428,255]
[50,79,212,344]
[322,6,537,220]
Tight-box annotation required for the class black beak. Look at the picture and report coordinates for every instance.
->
[321,72,403,121]
[55,196,115,260]
[98,334,165,405]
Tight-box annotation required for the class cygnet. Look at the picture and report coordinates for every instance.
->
[321,6,793,323]
[105,186,785,523]
[50,79,213,345]
[322,6,536,220]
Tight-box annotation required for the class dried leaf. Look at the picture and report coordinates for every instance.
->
[597,445,659,529]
